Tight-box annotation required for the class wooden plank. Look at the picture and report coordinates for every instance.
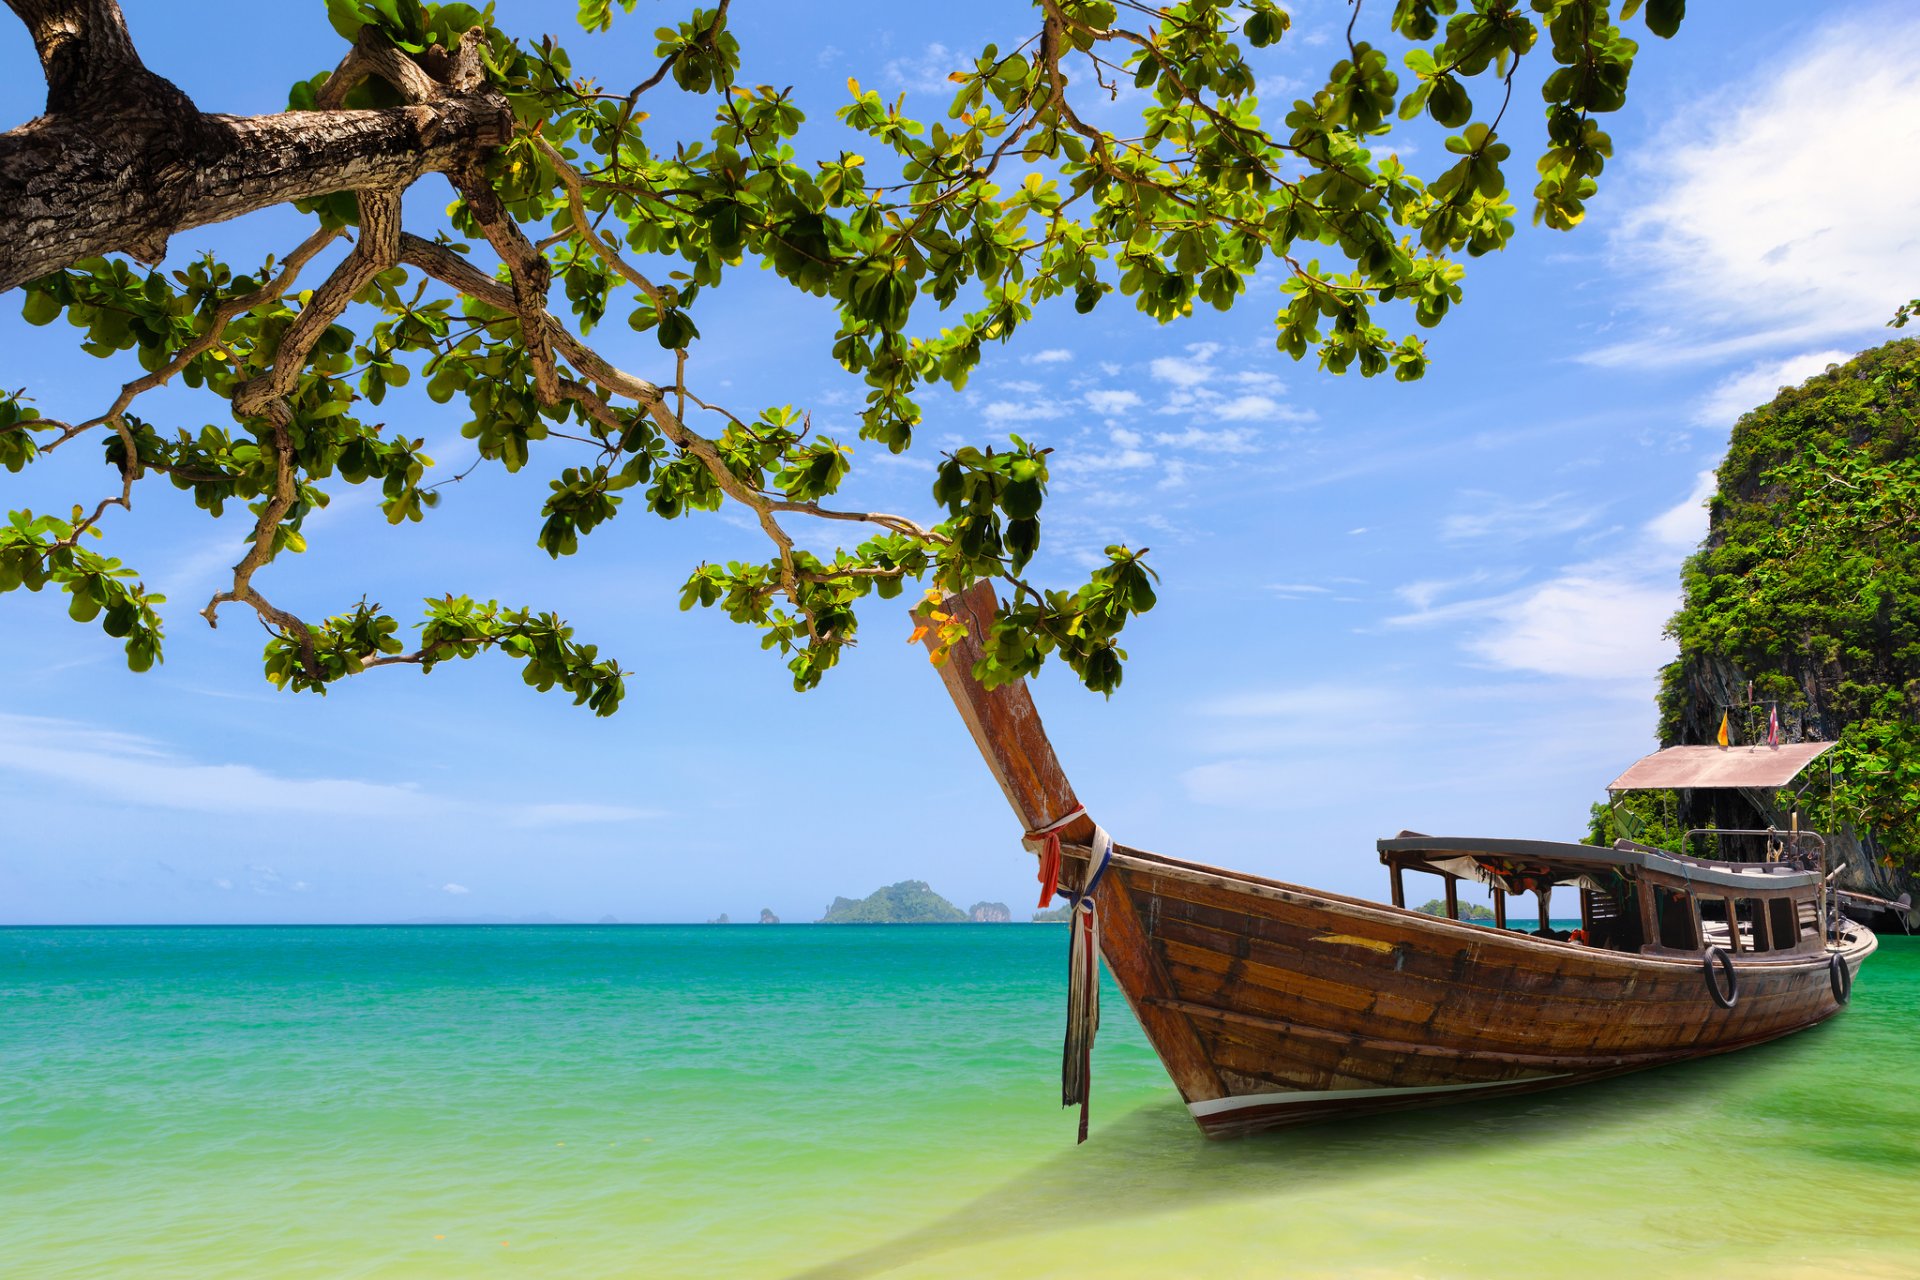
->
[1444,875,1459,921]
[917,582,1082,837]
[1098,868,1228,1102]
[916,585,1225,1104]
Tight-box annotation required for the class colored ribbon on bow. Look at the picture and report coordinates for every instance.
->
[1023,806,1087,909]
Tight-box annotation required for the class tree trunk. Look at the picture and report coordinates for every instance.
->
[0,0,509,291]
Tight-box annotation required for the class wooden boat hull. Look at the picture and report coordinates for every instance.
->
[915,583,1879,1141]
[1089,846,1878,1139]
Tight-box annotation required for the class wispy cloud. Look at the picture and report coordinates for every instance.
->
[0,713,436,819]
[1023,348,1074,365]
[1690,349,1852,428]
[1151,425,1260,453]
[1388,473,1715,684]
[0,714,664,829]
[1440,492,1598,543]
[442,883,471,895]
[1085,388,1143,415]
[883,42,963,94]
[1590,23,1920,367]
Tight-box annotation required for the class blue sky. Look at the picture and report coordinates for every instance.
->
[3,1,1917,923]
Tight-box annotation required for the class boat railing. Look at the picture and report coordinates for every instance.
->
[1680,826,1827,865]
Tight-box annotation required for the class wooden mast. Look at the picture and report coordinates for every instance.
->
[916,582,1226,1105]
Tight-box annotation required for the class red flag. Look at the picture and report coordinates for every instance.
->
[1768,704,1781,748]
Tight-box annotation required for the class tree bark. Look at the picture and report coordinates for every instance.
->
[0,1,509,291]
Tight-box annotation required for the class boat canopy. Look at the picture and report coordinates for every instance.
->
[1605,742,1837,793]
[1377,834,1820,893]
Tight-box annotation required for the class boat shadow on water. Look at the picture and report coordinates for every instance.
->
[782,1029,1830,1280]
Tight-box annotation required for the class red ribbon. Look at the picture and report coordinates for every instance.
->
[1024,807,1084,909]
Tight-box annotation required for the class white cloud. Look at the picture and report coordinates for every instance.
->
[1064,445,1156,472]
[1392,570,1510,617]
[1463,575,1679,681]
[998,378,1043,394]
[1214,394,1314,423]
[884,43,963,94]
[982,399,1067,422]
[1690,349,1852,428]
[1152,426,1260,453]
[442,883,471,895]
[1593,25,1920,366]
[1023,348,1074,365]
[1265,583,1334,600]
[1644,469,1716,553]
[1085,388,1144,415]
[1149,342,1220,389]
[1392,471,1717,682]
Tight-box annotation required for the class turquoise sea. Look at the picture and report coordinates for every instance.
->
[2,925,1917,1279]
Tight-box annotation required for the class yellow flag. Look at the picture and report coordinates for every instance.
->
[1716,711,1731,748]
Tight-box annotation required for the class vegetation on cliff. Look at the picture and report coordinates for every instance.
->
[1416,898,1493,922]
[819,881,967,924]
[1615,338,1920,876]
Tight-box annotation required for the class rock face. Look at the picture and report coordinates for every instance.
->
[968,901,1012,923]
[707,913,731,925]
[1646,338,1919,906]
[758,908,780,924]
[819,881,968,923]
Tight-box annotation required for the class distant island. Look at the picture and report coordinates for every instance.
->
[1032,904,1073,922]
[1416,898,1494,923]
[819,881,968,923]
[759,908,779,924]
[968,901,1012,922]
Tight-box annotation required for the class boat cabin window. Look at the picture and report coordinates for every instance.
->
[1580,883,1646,952]
[1768,898,1799,948]
[1654,886,1698,950]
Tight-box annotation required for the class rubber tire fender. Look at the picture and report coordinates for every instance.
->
[1829,952,1852,1005]
[1702,946,1738,1010]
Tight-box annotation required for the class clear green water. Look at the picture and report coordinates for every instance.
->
[2,925,1916,1279]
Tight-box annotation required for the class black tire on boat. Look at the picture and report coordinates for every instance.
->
[1703,946,1738,1010]
[1829,952,1852,1005]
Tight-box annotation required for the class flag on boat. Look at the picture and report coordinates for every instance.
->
[1768,704,1781,748]
[1716,711,1731,748]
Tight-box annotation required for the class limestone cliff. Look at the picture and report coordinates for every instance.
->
[1650,337,1919,907]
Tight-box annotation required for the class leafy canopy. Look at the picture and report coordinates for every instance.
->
[4,0,1686,710]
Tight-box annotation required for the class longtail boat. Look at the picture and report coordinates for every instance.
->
[920,584,1878,1140]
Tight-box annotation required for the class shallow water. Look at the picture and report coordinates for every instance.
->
[2,925,1916,1278]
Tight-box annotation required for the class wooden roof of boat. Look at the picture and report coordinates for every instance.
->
[1605,742,1836,792]
[1376,833,1820,891]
